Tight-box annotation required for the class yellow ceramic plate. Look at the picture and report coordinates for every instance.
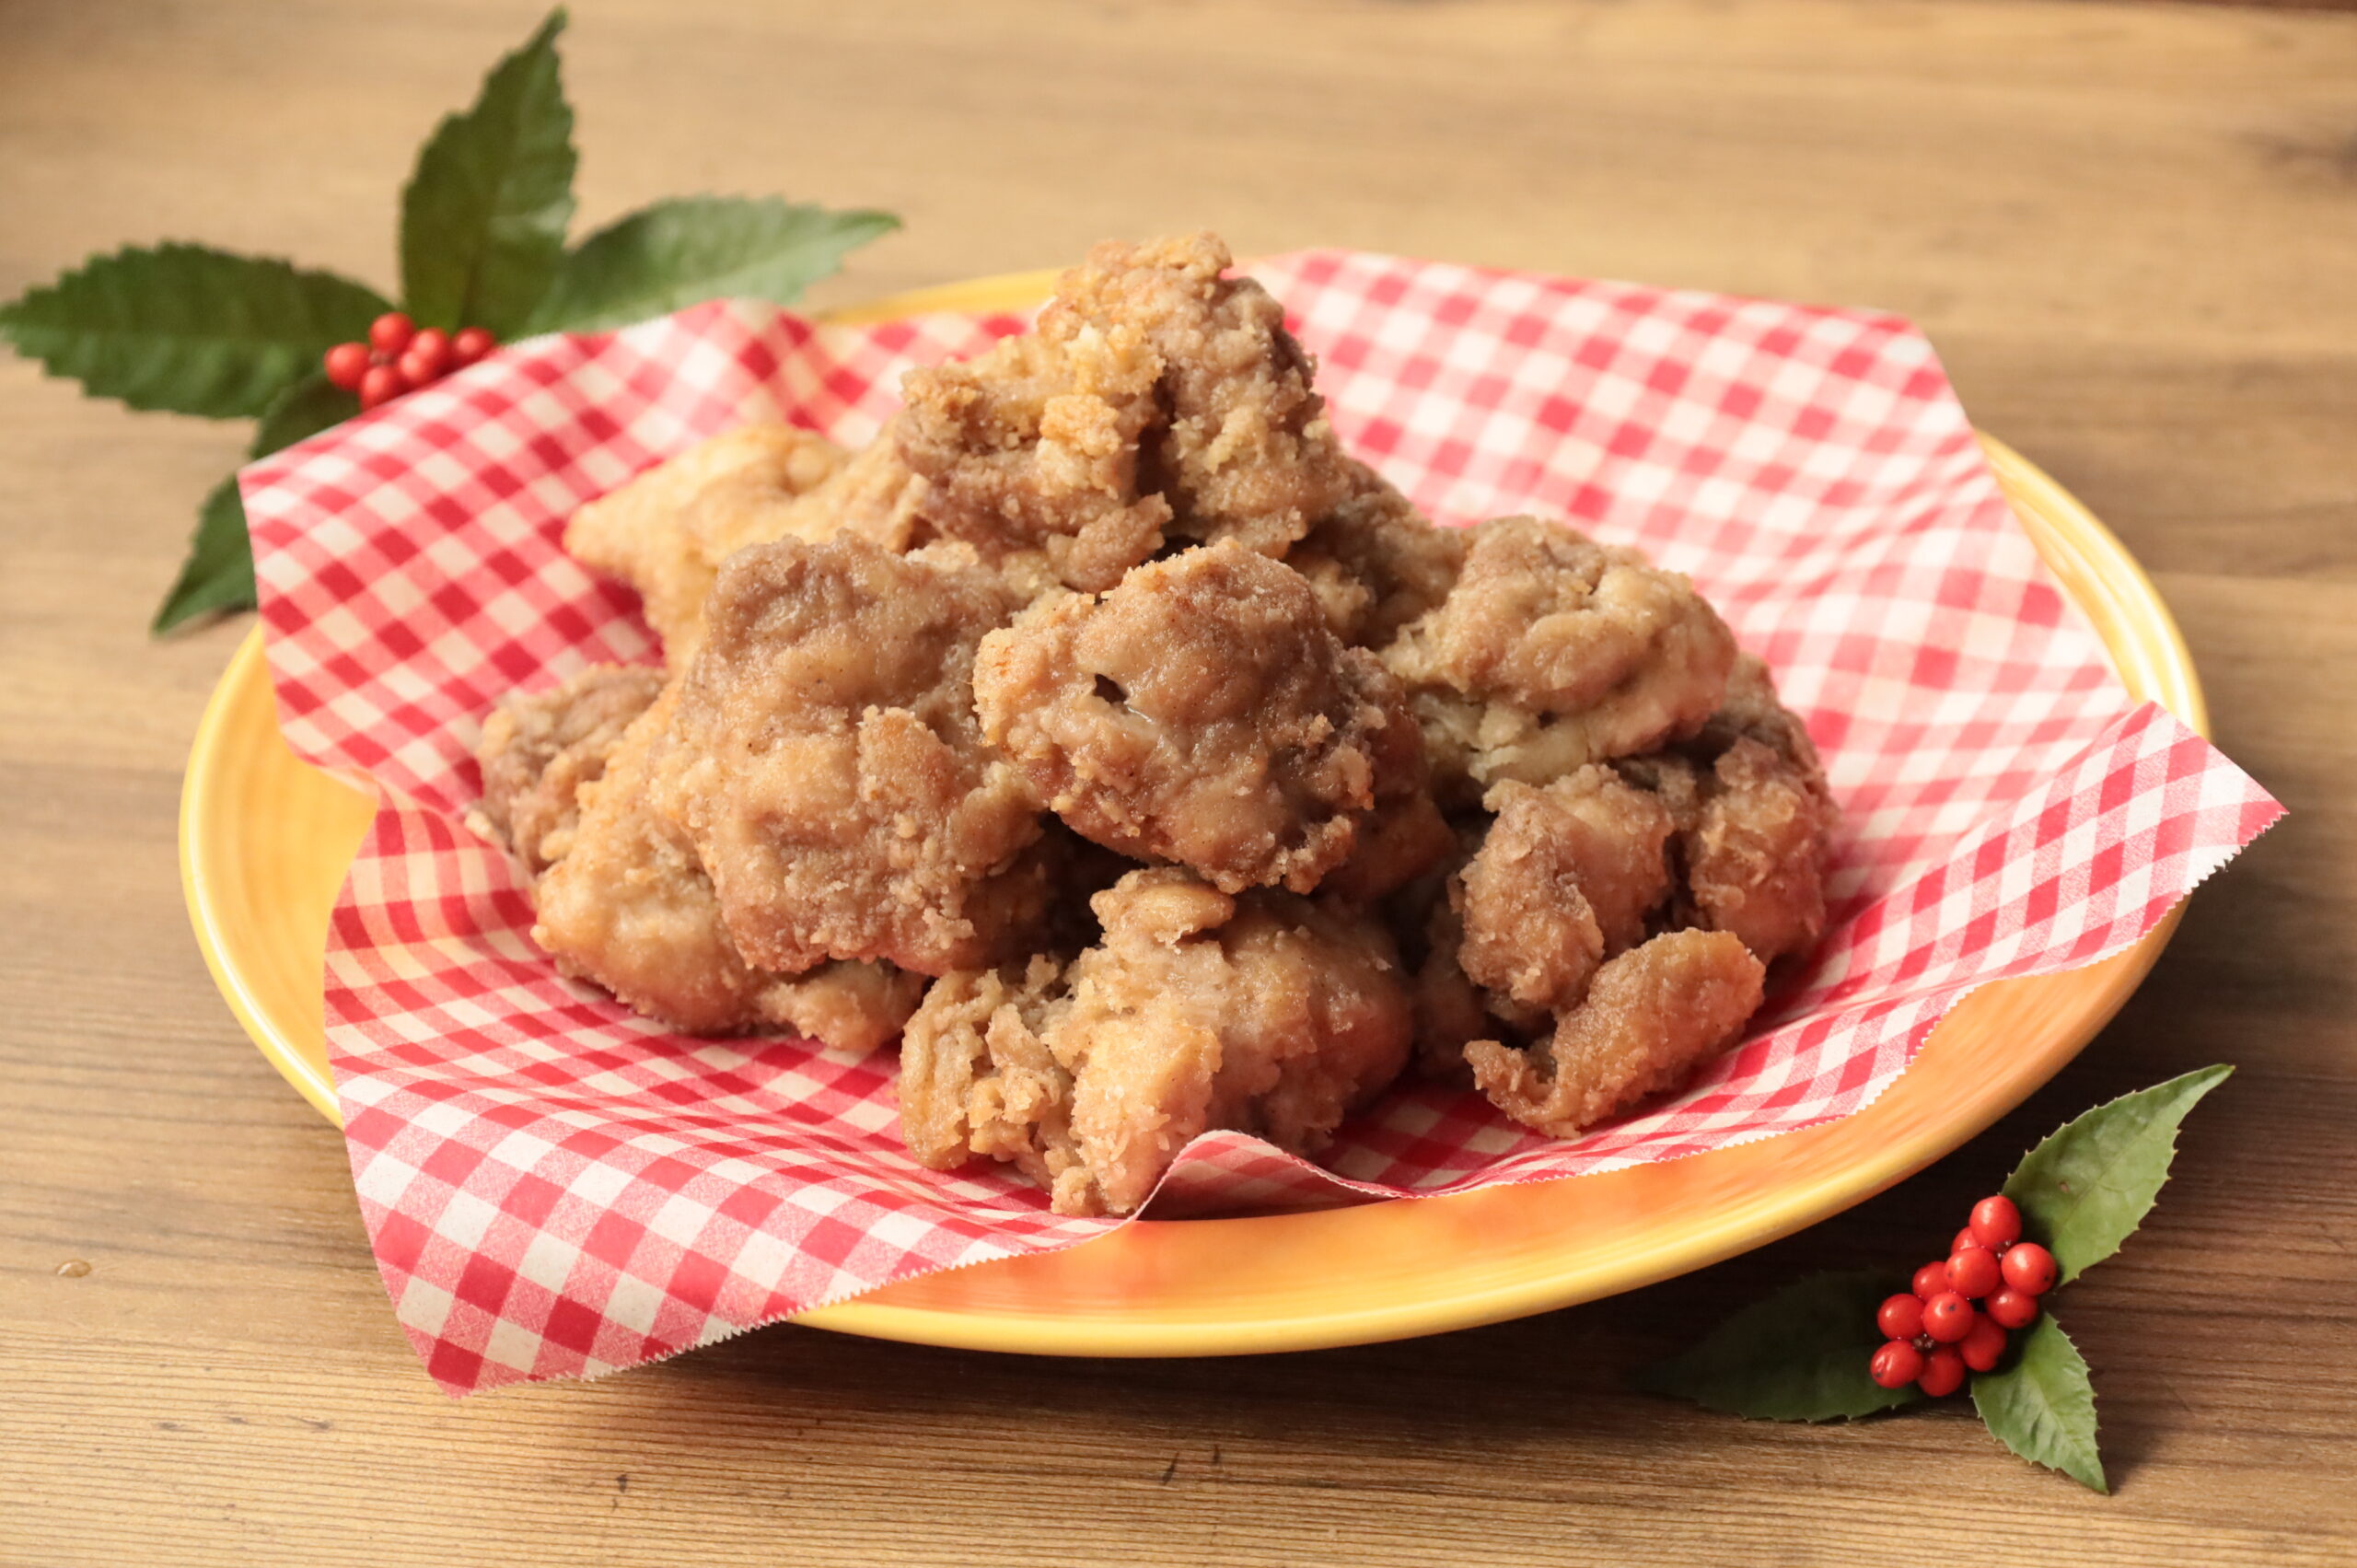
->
[180,275,2205,1357]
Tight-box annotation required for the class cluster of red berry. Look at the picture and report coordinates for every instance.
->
[1869,1194,2059,1397]
[323,311,497,412]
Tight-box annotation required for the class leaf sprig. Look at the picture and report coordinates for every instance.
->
[1640,1064,2233,1493]
[0,6,899,633]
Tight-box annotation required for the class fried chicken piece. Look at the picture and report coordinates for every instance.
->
[1054,871,1418,1214]
[899,955,1090,1204]
[869,233,1358,593]
[531,681,770,1032]
[1703,650,1823,763]
[1382,516,1737,806]
[473,664,666,878]
[900,868,1414,1215]
[1318,783,1456,905]
[758,435,936,556]
[528,681,924,1048]
[757,960,930,1058]
[563,424,850,663]
[1051,233,1355,556]
[1363,812,1502,1079]
[892,320,1172,593]
[1404,768,1673,1077]
[1466,929,1764,1137]
[1292,459,1467,648]
[973,540,1425,895]
[1620,656,1839,966]
[1412,678,1823,1115]
[1687,753,1831,964]
[1457,767,1677,1014]
[654,534,1051,977]
[1411,893,1528,1081]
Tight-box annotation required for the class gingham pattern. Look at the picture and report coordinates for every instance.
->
[243,253,2279,1395]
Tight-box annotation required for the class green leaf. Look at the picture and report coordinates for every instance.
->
[150,374,358,635]
[2003,1065,2233,1285]
[1972,1314,2106,1492]
[527,196,900,333]
[400,7,576,337]
[152,477,257,633]
[1634,1269,1922,1422]
[0,243,389,418]
[250,371,359,459]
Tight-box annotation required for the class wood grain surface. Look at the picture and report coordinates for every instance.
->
[3,1,2352,1562]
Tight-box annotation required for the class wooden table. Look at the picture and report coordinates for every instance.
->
[5,1,2352,1561]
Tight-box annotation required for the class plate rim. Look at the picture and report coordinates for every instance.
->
[180,272,2207,1357]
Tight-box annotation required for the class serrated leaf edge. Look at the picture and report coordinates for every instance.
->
[1971,1315,2107,1493]
[526,195,900,334]
[150,371,357,633]
[0,241,390,418]
[397,6,576,334]
[2003,1063,2234,1284]
[151,477,257,633]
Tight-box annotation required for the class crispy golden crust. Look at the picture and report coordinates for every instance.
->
[1411,676,1826,1102]
[563,424,850,665]
[755,961,929,1058]
[1292,460,1467,648]
[844,232,1360,597]
[900,868,1413,1215]
[1688,740,1833,963]
[761,436,936,557]
[1382,516,1737,805]
[893,326,1171,592]
[1620,656,1839,966]
[531,682,773,1034]
[655,534,1051,977]
[1457,766,1676,1014]
[523,681,923,1050]
[1048,233,1354,557]
[474,665,666,878]
[1318,783,1455,905]
[898,956,1090,1203]
[974,541,1424,895]
[1466,929,1764,1137]
[1411,894,1515,1081]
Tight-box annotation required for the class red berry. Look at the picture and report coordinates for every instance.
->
[1922,1291,1977,1343]
[398,348,442,389]
[1870,1340,1924,1390]
[404,327,452,378]
[451,325,496,366]
[1970,1195,2024,1250]
[2002,1241,2060,1296]
[323,341,370,390]
[1910,1261,1950,1300]
[1952,1225,1979,1258]
[1918,1345,1968,1398]
[1985,1287,2040,1330]
[1959,1315,2009,1373]
[368,311,415,354]
[1876,1293,1925,1342]
[1946,1245,2003,1300]
[358,363,405,412]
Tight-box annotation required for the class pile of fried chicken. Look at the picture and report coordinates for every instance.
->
[471,234,1839,1217]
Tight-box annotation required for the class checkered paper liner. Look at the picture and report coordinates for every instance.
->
[242,251,2279,1395]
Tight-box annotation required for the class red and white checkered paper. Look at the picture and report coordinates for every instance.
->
[244,251,2278,1395]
